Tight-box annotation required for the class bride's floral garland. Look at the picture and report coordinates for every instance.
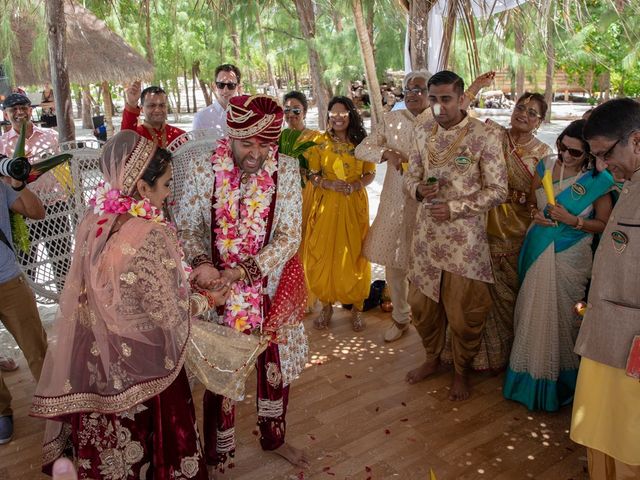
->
[212,138,277,333]
[89,181,168,235]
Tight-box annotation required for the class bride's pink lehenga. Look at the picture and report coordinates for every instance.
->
[30,131,207,479]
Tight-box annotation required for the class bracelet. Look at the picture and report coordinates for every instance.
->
[190,293,209,316]
[191,254,214,269]
[236,265,247,282]
[529,207,539,219]
[573,216,584,230]
[12,182,26,192]
[464,90,476,103]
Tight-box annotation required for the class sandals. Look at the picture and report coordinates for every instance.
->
[314,304,333,330]
[351,310,366,332]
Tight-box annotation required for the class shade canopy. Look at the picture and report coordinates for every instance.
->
[8,0,153,86]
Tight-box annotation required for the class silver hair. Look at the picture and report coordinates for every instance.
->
[403,69,433,89]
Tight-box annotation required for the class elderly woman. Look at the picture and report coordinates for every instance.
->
[304,96,374,331]
[30,131,229,479]
[504,120,614,411]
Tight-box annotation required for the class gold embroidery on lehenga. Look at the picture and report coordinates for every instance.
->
[121,342,132,357]
[63,379,72,393]
[90,341,100,357]
[164,357,175,370]
[120,243,137,255]
[120,272,137,285]
[266,362,282,388]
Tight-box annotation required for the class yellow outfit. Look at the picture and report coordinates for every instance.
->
[298,128,322,308]
[304,132,374,309]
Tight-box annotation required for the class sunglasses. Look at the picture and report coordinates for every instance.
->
[328,112,349,118]
[284,107,302,115]
[216,81,237,90]
[558,142,585,158]
[514,104,542,119]
[403,87,427,96]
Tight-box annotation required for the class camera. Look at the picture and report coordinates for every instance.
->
[0,153,31,181]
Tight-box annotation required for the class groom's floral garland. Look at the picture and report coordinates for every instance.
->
[89,181,168,235]
[212,139,277,333]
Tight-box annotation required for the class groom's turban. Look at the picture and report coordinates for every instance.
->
[226,94,284,142]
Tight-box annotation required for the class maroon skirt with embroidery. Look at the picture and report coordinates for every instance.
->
[43,369,207,479]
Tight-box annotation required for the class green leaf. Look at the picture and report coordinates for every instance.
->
[13,121,27,159]
[9,211,30,254]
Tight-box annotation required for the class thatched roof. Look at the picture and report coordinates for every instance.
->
[10,0,153,86]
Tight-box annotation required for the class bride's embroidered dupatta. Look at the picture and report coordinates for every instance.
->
[30,131,191,463]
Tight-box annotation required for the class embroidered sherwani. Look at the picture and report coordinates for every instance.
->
[354,109,424,326]
[404,114,507,373]
[176,149,306,468]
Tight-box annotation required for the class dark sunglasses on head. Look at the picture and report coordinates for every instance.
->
[284,107,302,115]
[216,81,237,90]
[558,143,585,158]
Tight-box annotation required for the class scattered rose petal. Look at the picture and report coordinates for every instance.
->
[297,472,305,480]
[375,407,380,412]
[407,437,417,442]
[365,466,372,472]
[308,434,316,441]
[228,463,235,469]
[401,418,409,422]
[326,473,335,477]
[366,477,372,480]
[401,402,407,406]
[96,227,103,237]
[97,218,108,225]
[252,429,259,436]
[322,467,332,472]
[385,429,391,435]
[345,374,352,379]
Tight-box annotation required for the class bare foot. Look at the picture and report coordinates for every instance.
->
[406,359,439,384]
[273,442,310,468]
[448,372,470,401]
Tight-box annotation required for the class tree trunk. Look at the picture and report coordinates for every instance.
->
[192,65,198,112]
[439,1,457,70]
[352,0,384,129]
[81,84,93,129]
[45,0,75,142]
[102,81,114,138]
[543,1,555,123]
[365,1,375,57]
[255,4,278,93]
[227,19,241,60]
[600,71,611,101]
[585,67,594,97]
[294,0,331,129]
[143,0,154,65]
[409,0,435,70]
[193,61,212,106]
[514,21,525,100]
[183,69,190,113]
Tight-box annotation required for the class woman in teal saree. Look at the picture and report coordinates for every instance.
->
[504,120,614,412]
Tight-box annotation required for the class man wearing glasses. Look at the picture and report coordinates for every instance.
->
[571,98,640,478]
[192,64,241,137]
[122,81,185,148]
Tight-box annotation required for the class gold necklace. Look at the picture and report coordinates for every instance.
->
[427,122,470,167]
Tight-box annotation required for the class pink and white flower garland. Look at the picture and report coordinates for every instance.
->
[89,181,168,234]
[212,139,277,333]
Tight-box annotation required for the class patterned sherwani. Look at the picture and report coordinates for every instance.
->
[404,113,507,373]
[355,109,425,326]
[175,150,307,467]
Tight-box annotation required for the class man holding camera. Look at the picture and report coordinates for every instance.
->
[0,169,48,445]
[0,93,71,291]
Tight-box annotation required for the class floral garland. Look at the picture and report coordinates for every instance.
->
[212,138,277,333]
[89,181,168,236]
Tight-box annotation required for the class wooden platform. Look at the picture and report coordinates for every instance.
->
[0,307,588,479]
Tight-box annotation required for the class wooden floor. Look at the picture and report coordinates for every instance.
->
[0,307,588,480]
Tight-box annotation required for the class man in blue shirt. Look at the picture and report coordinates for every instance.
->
[0,169,47,445]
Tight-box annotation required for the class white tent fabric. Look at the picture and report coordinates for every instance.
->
[405,0,529,73]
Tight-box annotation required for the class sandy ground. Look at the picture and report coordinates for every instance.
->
[1,102,590,354]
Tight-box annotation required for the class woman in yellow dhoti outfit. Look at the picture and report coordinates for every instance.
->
[305,96,375,331]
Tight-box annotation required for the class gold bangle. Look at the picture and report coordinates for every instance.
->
[464,90,476,103]
[237,265,247,282]
[190,293,208,316]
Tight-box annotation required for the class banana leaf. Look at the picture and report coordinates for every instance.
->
[13,121,27,159]
[27,153,73,184]
[9,211,30,254]
[278,129,317,186]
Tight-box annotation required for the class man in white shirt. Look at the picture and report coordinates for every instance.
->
[192,64,241,138]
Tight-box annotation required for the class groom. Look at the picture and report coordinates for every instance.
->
[176,94,308,473]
